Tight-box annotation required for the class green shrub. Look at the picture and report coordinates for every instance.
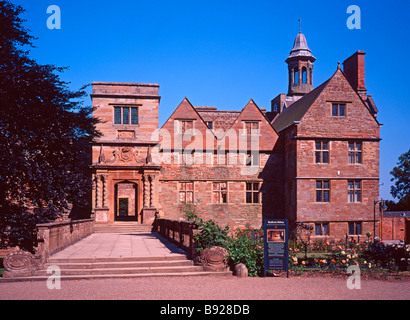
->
[194,219,230,253]
[226,226,264,277]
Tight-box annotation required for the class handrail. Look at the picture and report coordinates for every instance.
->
[153,218,197,259]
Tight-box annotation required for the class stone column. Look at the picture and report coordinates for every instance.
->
[95,175,101,208]
[102,174,108,208]
[149,175,155,208]
[143,175,149,208]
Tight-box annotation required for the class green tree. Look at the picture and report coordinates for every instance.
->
[390,149,410,208]
[0,1,100,251]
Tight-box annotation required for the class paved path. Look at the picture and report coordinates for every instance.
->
[0,275,408,300]
[50,232,186,259]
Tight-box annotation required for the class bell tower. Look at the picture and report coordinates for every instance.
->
[286,22,316,96]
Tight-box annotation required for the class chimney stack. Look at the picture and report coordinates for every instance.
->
[342,51,367,99]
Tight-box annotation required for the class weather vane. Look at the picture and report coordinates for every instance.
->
[298,19,302,33]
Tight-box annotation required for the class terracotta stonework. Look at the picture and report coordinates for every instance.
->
[90,33,381,240]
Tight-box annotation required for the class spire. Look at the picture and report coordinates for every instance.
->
[287,31,315,61]
[285,23,316,96]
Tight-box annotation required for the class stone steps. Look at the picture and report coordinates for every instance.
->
[4,254,232,281]
[94,222,152,234]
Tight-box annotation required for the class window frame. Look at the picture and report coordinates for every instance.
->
[243,121,260,135]
[315,223,329,236]
[245,182,260,204]
[348,141,363,164]
[331,103,346,117]
[113,106,139,125]
[348,222,362,235]
[315,141,330,164]
[316,180,330,203]
[179,181,194,204]
[212,182,228,204]
[347,180,362,203]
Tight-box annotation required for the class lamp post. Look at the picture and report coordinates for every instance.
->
[374,198,388,241]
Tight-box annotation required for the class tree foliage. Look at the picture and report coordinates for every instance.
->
[390,149,410,201]
[0,1,100,251]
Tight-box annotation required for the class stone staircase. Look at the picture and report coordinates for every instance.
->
[29,254,230,280]
[94,222,152,234]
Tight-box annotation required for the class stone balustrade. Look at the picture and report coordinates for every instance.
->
[3,219,94,278]
[153,218,197,259]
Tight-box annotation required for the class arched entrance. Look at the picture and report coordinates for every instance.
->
[114,181,138,222]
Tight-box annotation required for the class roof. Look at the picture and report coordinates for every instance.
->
[286,32,316,61]
[272,78,330,132]
[383,211,410,218]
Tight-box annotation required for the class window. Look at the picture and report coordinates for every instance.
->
[316,180,330,202]
[179,120,194,135]
[246,182,260,204]
[213,182,227,204]
[332,103,346,117]
[348,142,362,164]
[348,180,361,203]
[206,121,213,129]
[114,106,138,125]
[244,121,259,135]
[348,222,362,235]
[179,182,194,203]
[315,141,329,164]
[302,67,307,84]
[245,151,259,167]
[315,223,329,236]
[294,68,299,84]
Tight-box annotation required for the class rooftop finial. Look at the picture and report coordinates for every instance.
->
[298,19,301,33]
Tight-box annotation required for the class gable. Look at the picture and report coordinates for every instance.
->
[160,97,216,151]
[220,99,279,151]
[297,69,380,139]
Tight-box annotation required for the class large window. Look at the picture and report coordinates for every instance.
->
[212,182,227,204]
[316,180,330,202]
[179,120,194,135]
[315,141,329,164]
[114,106,138,125]
[315,223,329,236]
[179,182,194,203]
[243,121,259,135]
[246,182,260,204]
[348,222,362,235]
[348,142,362,164]
[348,180,362,203]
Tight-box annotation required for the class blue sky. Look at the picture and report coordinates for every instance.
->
[12,0,410,201]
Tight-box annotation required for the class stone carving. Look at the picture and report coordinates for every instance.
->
[198,246,229,272]
[119,147,133,162]
[97,146,118,164]
[2,250,45,278]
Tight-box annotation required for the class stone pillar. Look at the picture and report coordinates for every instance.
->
[149,175,155,208]
[143,175,149,208]
[102,174,108,208]
[95,174,101,208]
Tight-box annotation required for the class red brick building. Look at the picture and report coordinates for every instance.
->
[90,31,381,240]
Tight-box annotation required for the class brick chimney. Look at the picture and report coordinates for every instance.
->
[342,51,367,99]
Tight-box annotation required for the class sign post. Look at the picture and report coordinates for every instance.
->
[263,219,289,277]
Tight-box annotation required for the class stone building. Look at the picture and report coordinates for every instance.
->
[90,31,381,240]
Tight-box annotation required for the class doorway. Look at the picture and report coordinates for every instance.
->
[115,181,138,222]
